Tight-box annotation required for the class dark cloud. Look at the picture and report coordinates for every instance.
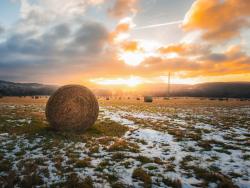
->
[71,21,109,54]
[202,53,227,62]
[46,23,71,39]
[0,31,55,57]
[0,25,4,35]
[200,45,248,63]
[0,21,108,56]
[0,20,110,82]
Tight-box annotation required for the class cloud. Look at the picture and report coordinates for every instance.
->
[17,0,105,34]
[158,43,209,56]
[109,17,135,42]
[105,44,250,79]
[1,0,250,84]
[52,23,71,38]
[20,0,104,21]
[71,21,109,54]
[0,0,112,83]
[151,42,249,78]
[108,0,138,18]
[203,53,227,62]
[141,56,249,79]
[0,25,5,35]
[1,21,108,56]
[121,40,139,52]
[20,0,49,26]
[0,20,111,83]
[183,0,250,42]
[86,40,250,82]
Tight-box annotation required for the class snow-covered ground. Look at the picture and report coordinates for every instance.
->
[101,105,250,188]
[0,100,249,187]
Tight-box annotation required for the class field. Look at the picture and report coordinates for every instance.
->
[0,97,249,188]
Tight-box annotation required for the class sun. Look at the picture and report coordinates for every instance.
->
[119,52,145,66]
[118,40,161,66]
[125,76,142,87]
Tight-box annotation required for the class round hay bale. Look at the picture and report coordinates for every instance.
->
[144,96,153,103]
[45,85,99,132]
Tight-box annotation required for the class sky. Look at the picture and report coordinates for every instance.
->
[0,0,250,88]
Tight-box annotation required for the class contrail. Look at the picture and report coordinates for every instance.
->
[133,20,183,30]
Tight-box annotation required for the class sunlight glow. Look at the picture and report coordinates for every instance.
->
[119,52,145,66]
[163,52,179,59]
[91,76,143,87]
[118,40,161,66]
[113,17,135,43]
[114,33,130,42]
[159,74,201,85]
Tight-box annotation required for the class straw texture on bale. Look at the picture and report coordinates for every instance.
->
[46,85,99,132]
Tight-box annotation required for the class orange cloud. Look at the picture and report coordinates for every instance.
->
[131,46,248,77]
[108,0,138,18]
[183,0,250,42]
[158,43,209,56]
[109,17,134,42]
[181,45,250,77]
[39,44,250,86]
[115,22,130,33]
[121,40,139,52]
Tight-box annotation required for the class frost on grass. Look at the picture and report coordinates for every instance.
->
[0,99,249,187]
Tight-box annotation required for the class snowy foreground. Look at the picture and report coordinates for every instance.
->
[0,98,249,188]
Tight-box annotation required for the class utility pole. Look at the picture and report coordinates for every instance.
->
[168,72,171,98]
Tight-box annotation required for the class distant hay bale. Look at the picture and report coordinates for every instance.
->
[136,97,140,100]
[144,96,153,103]
[45,85,99,132]
[209,98,216,100]
[106,97,110,100]
[240,98,247,101]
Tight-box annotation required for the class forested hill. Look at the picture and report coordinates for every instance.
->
[0,80,58,96]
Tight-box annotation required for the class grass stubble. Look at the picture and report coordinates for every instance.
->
[0,97,249,187]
